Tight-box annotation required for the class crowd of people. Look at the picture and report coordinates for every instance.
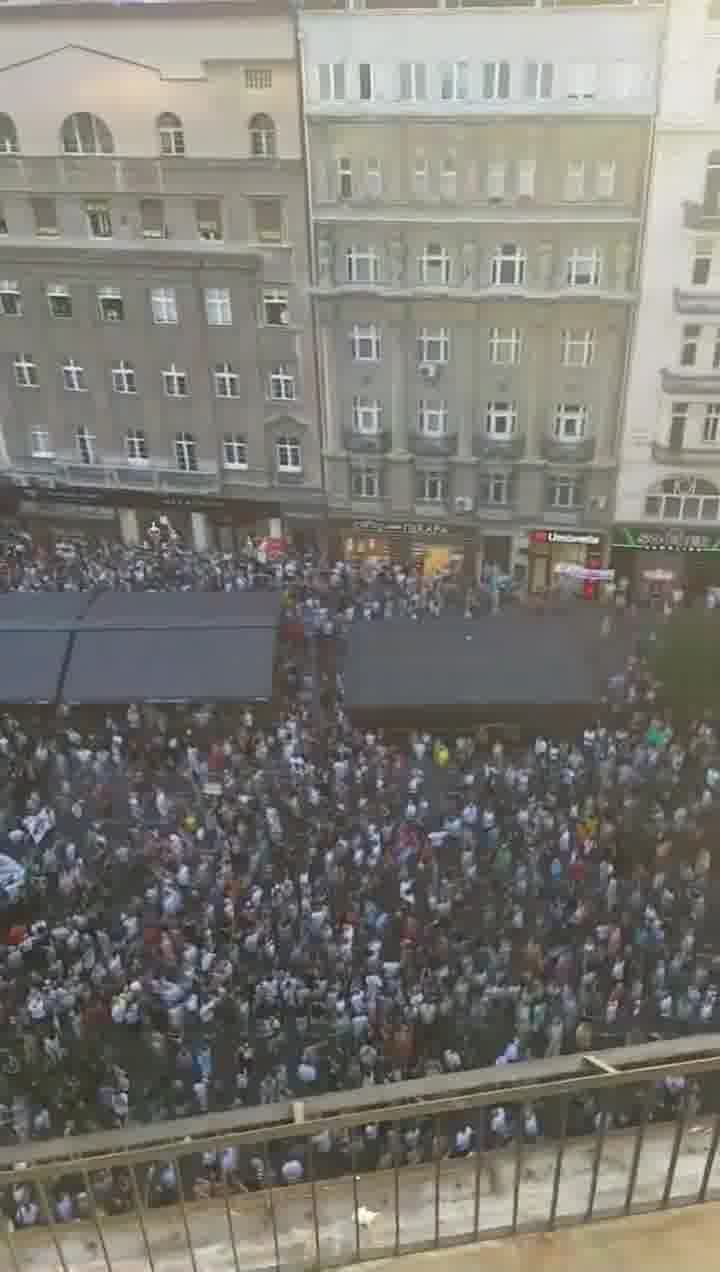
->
[0,529,718,1226]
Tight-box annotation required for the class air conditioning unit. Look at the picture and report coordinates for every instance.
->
[419,363,439,382]
[590,494,607,511]
[455,495,474,514]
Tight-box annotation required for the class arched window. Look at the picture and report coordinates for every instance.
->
[0,114,19,155]
[60,112,114,156]
[157,112,185,157]
[704,149,720,213]
[249,113,276,159]
[645,476,720,522]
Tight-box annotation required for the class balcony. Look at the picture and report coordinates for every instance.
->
[651,440,720,465]
[540,436,596,463]
[409,431,458,458]
[16,456,221,494]
[661,368,720,394]
[673,288,720,316]
[342,427,392,455]
[473,433,526,461]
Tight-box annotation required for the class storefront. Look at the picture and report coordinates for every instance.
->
[612,525,720,599]
[337,519,474,576]
[527,528,605,594]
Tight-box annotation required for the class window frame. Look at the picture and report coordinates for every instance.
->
[163,363,189,398]
[204,287,232,326]
[486,400,517,438]
[350,323,381,362]
[440,61,469,103]
[419,241,451,286]
[174,431,198,471]
[566,248,602,288]
[337,156,353,200]
[417,327,449,365]
[269,364,297,402]
[223,434,248,469]
[47,285,72,320]
[0,280,21,317]
[525,61,553,101]
[262,288,289,326]
[111,359,137,396]
[276,435,302,473]
[13,353,38,389]
[249,114,276,159]
[158,114,185,157]
[554,402,588,441]
[352,396,383,435]
[346,244,380,284]
[61,112,114,156]
[680,324,701,367]
[85,201,112,239]
[61,357,87,393]
[550,475,581,509]
[125,427,148,462]
[418,399,449,437]
[214,361,240,399]
[30,429,54,459]
[704,403,720,443]
[399,61,427,102]
[419,470,449,503]
[98,287,125,323]
[491,243,526,287]
[481,60,510,101]
[151,286,178,325]
[693,240,713,286]
[489,327,521,366]
[75,425,96,465]
[351,466,381,499]
[0,114,19,155]
[318,63,346,102]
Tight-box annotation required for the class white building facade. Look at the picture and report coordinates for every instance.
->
[614,0,720,594]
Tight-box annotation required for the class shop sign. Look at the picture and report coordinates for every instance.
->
[19,499,116,521]
[352,519,453,537]
[16,481,277,518]
[613,526,720,553]
[529,529,602,547]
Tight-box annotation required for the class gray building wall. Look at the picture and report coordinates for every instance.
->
[0,0,322,546]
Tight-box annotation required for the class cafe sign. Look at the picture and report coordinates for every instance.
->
[613,525,720,553]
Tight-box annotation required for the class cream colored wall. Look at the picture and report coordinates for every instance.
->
[0,14,301,159]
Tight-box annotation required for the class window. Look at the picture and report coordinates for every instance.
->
[0,203,7,235]
[418,400,448,436]
[158,113,185,156]
[517,159,536,199]
[163,364,189,398]
[62,358,86,392]
[0,280,21,317]
[693,240,713,286]
[31,197,58,237]
[417,327,449,364]
[564,160,585,201]
[269,364,296,401]
[262,288,288,325]
[31,430,53,458]
[359,63,374,101]
[492,243,526,286]
[318,63,346,101]
[125,428,148,462]
[669,402,688,450]
[174,431,197,470]
[596,161,616,199]
[0,114,19,154]
[487,162,506,200]
[352,467,380,499]
[481,470,510,506]
[76,426,96,465]
[704,403,720,443]
[13,353,37,388]
[196,198,223,241]
[482,61,510,101]
[346,244,380,284]
[418,471,448,502]
[441,157,457,200]
[98,287,124,322]
[486,401,517,437]
[276,435,302,472]
[567,64,597,100]
[112,360,137,395]
[85,201,112,238]
[612,62,642,99]
[554,402,588,441]
[249,114,275,158]
[351,323,381,361]
[680,324,701,367]
[223,435,248,468]
[337,157,353,199]
[140,198,166,239]
[567,248,601,287]
[245,68,273,91]
[214,362,240,398]
[413,155,429,198]
[645,476,720,521]
[714,330,720,368]
[419,242,451,286]
[525,61,553,100]
[440,62,469,102]
[254,197,283,242]
[47,285,72,320]
[353,397,383,434]
[550,475,581,509]
[61,113,114,155]
[489,327,521,366]
[399,62,427,101]
[365,158,382,198]
[205,287,232,326]
[151,287,178,324]
[561,329,595,367]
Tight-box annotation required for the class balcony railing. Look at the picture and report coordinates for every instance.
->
[540,436,596,463]
[2,1037,720,1272]
[652,440,720,465]
[409,430,459,458]
[473,433,526,461]
[661,368,720,394]
[342,427,392,455]
[673,288,720,316]
[15,456,222,494]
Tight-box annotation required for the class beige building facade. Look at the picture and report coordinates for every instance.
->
[0,0,322,550]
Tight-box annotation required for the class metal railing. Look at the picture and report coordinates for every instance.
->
[3,1036,720,1272]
